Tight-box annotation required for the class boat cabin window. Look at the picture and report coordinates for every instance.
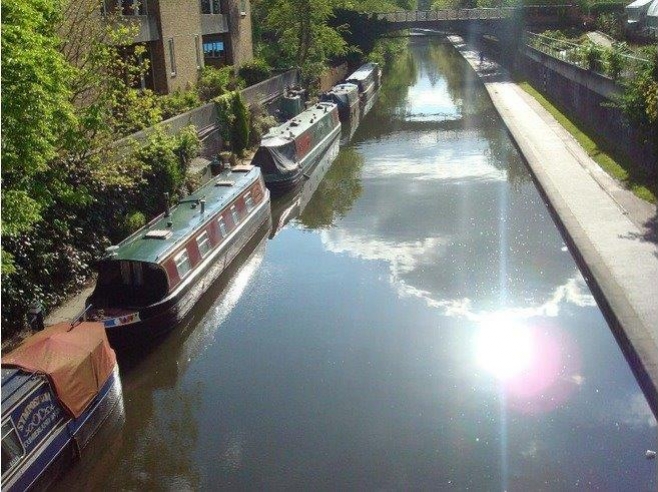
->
[218,217,228,237]
[196,231,212,258]
[244,192,254,212]
[90,261,169,308]
[230,205,240,225]
[174,250,192,279]
[2,420,24,475]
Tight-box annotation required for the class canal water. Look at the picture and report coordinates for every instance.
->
[58,38,657,490]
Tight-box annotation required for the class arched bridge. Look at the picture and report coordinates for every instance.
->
[368,5,581,34]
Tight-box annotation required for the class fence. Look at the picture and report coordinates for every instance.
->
[113,69,300,157]
[524,31,649,81]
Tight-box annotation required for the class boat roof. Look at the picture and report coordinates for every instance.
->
[346,62,379,82]
[326,83,359,96]
[1,322,117,418]
[261,102,337,149]
[105,165,261,264]
[626,0,653,9]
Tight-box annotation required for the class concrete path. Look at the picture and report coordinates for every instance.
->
[449,36,658,416]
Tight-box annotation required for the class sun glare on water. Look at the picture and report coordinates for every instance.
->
[475,314,535,381]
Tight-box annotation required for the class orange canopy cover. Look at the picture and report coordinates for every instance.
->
[2,322,117,418]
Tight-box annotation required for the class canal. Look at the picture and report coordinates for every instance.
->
[58,37,656,490]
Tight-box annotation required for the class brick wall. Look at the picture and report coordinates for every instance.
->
[226,0,253,67]
[156,0,204,92]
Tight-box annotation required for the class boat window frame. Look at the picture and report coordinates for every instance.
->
[196,231,212,258]
[230,204,240,225]
[217,216,228,237]
[1,419,25,476]
[174,249,192,279]
[244,192,254,212]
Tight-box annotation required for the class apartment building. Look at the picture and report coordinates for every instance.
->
[112,0,253,93]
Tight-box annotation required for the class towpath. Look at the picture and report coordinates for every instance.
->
[449,36,658,416]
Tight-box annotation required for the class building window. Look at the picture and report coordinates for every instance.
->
[203,41,225,59]
[121,0,147,15]
[174,250,192,279]
[196,231,212,258]
[230,205,240,225]
[201,0,220,14]
[195,35,203,70]
[244,192,254,212]
[2,421,25,475]
[217,217,228,237]
[168,38,176,76]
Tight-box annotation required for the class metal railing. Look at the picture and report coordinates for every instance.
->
[375,8,515,22]
[525,31,650,80]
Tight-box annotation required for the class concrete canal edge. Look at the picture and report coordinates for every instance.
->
[448,36,658,418]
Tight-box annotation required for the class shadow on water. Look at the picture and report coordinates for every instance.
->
[53,222,272,490]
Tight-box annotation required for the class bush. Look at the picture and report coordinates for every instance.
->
[238,58,272,86]
[231,92,250,156]
[580,42,604,72]
[249,103,277,147]
[198,66,244,101]
[603,43,626,80]
[159,89,201,120]
[134,125,200,217]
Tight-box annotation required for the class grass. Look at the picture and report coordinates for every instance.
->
[518,81,657,204]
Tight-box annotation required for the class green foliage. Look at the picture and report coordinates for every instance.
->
[134,126,200,217]
[249,104,278,147]
[603,43,626,80]
[618,47,658,152]
[1,0,75,253]
[159,89,202,120]
[198,66,244,101]
[231,92,251,155]
[122,211,147,236]
[112,88,163,135]
[262,0,349,80]
[238,58,273,86]
[579,42,604,72]
[215,93,236,146]
[595,12,623,39]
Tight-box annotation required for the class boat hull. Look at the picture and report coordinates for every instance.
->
[103,194,271,351]
[2,366,123,492]
[263,124,341,196]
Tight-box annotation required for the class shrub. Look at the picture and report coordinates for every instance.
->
[231,92,250,156]
[159,89,201,120]
[238,58,272,86]
[134,125,200,217]
[249,103,277,147]
[603,44,626,80]
[198,66,244,101]
[580,42,604,72]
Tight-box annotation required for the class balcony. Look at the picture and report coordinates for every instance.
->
[201,14,229,35]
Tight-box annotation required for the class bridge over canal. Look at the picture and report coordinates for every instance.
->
[364,5,581,37]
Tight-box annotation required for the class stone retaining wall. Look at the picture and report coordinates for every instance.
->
[517,46,656,176]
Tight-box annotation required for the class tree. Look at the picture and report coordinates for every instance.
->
[1,0,76,272]
[262,0,349,79]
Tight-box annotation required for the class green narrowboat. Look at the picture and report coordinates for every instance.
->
[85,165,271,350]
[251,102,341,195]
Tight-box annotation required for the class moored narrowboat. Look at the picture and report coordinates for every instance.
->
[85,165,271,350]
[252,102,341,195]
[320,83,359,123]
[1,322,123,491]
[345,62,381,105]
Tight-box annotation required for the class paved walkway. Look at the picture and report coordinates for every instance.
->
[450,37,658,416]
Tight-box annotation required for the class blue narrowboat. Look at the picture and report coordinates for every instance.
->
[252,102,341,195]
[1,322,123,491]
[85,165,271,350]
